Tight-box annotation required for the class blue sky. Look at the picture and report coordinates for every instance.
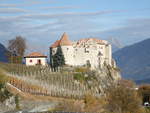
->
[0,0,150,54]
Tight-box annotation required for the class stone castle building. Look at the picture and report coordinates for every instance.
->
[50,32,112,69]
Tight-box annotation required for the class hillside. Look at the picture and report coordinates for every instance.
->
[113,38,150,83]
[0,43,8,62]
[0,62,121,99]
[0,62,121,112]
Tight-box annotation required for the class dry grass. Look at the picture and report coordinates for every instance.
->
[84,93,106,113]
[54,99,84,112]
[0,68,8,84]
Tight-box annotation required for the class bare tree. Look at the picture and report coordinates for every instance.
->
[8,36,26,56]
[8,36,26,63]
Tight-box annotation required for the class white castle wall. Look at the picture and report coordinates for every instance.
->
[61,46,74,65]
[51,39,112,69]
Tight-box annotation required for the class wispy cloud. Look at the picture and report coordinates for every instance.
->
[42,6,80,9]
[95,18,150,45]
[0,0,55,8]
[0,4,18,7]
[14,10,121,20]
[0,8,28,13]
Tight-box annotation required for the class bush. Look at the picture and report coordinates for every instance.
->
[144,107,150,113]
[15,94,20,110]
[73,73,85,82]
[54,101,83,112]
[0,68,12,103]
[84,94,106,113]
[74,67,89,73]
[105,80,144,113]
[0,68,8,84]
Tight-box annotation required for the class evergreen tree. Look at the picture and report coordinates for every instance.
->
[52,46,65,71]
[56,46,65,66]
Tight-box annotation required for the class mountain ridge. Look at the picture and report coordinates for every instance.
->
[113,38,150,83]
[0,43,9,62]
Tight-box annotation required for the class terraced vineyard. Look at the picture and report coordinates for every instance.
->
[0,62,120,99]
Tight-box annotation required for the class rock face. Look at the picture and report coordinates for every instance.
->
[91,64,121,95]
[113,38,150,83]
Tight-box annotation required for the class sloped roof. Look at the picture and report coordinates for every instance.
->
[25,52,47,58]
[50,32,72,48]
[59,32,72,46]
[50,40,60,48]
[77,38,107,45]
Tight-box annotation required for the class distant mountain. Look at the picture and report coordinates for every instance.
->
[113,38,150,84]
[0,43,8,62]
[107,37,124,52]
[136,78,150,84]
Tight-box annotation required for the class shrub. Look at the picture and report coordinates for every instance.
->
[15,94,20,110]
[138,84,150,106]
[74,67,89,73]
[73,73,85,82]
[0,68,8,84]
[84,93,106,113]
[0,68,12,103]
[144,107,150,113]
[105,80,144,113]
[54,101,83,112]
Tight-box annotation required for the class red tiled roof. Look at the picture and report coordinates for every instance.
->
[59,32,72,46]
[50,40,60,48]
[25,52,47,58]
[77,38,106,45]
[50,32,72,48]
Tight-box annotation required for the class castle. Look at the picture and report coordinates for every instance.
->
[50,32,112,69]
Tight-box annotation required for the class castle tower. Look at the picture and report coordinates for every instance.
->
[50,32,74,66]
[105,44,112,66]
[59,32,74,65]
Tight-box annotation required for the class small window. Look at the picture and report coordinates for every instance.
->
[30,60,32,63]
[100,46,103,49]
[85,48,89,53]
[98,51,103,56]
[67,48,69,50]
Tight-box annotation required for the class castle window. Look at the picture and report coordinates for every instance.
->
[67,48,69,50]
[98,51,103,56]
[100,46,103,49]
[85,48,89,53]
